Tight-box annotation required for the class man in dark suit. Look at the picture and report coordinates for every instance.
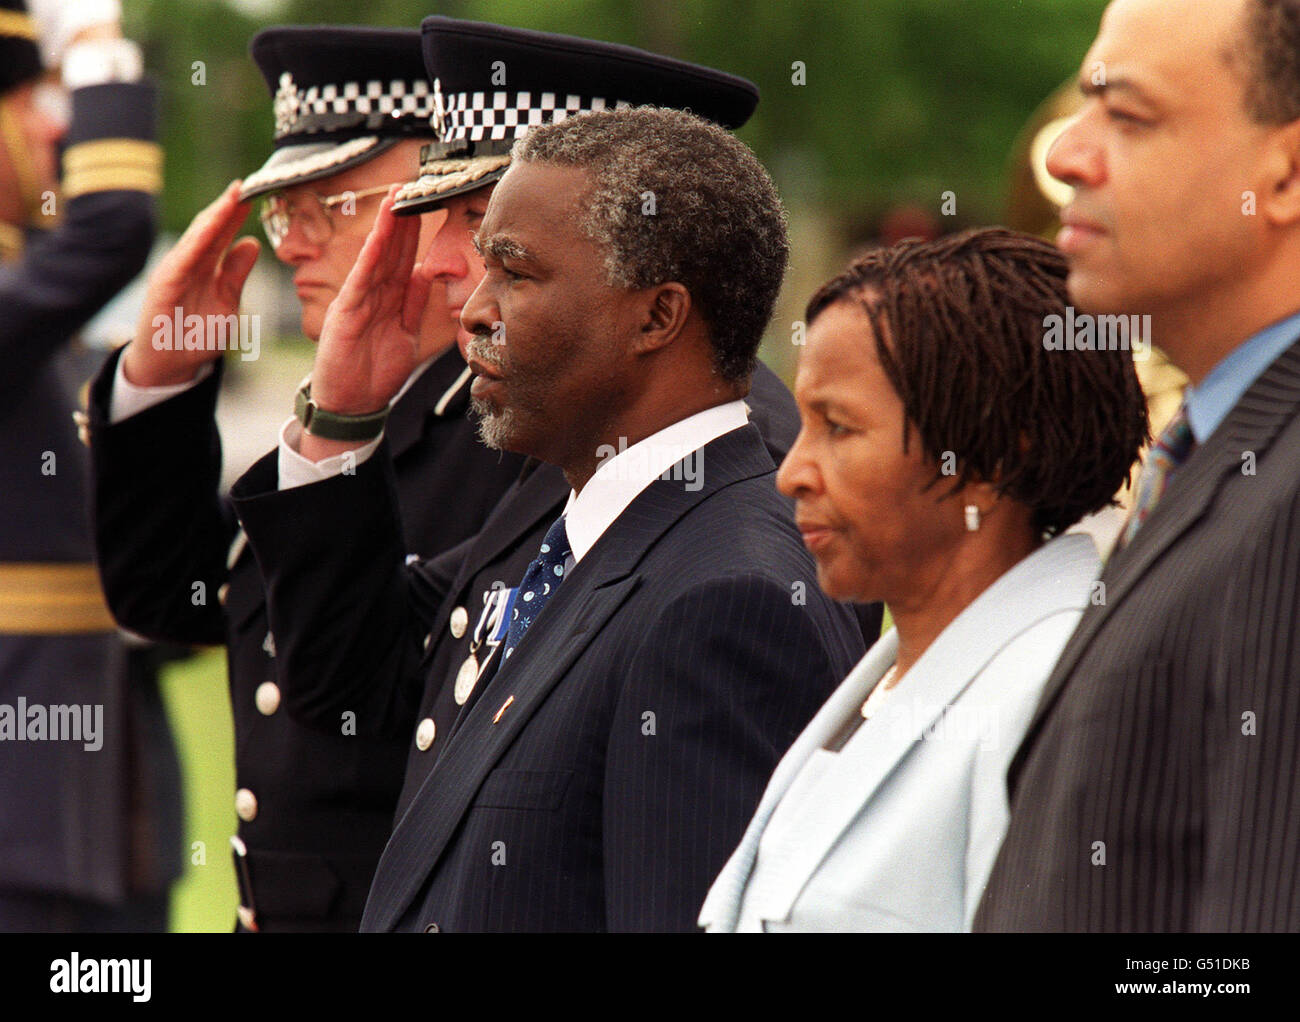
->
[976,0,1300,931]
[246,17,879,821]
[231,67,866,928]
[85,27,524,932]
[0,1,182,930]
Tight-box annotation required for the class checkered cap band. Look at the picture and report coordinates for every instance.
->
[441,89,630,143]
[274,72,436,140]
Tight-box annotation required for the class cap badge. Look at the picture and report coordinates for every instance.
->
[274,72,300,135]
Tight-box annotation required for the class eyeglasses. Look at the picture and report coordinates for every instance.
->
[258,183,398,250]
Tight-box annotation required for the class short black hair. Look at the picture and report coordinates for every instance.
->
[1242,0,1300,123]
[514,106,789,383]
[806,227,1150,537]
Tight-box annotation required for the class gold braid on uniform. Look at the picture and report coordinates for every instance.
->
[804,227,1151,538]
[62,138,163,199]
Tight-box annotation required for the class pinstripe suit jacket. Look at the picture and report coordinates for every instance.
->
[975,334,1300,931]
[340,423,866,931]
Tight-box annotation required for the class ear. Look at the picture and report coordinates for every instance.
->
[1260,118,1300,228]
[629,281,692,356]
[949,478,999,515]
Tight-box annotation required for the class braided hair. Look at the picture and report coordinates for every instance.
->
[805,227,1150,536]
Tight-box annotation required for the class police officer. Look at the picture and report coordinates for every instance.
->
[85,26,524,932]
[0,0,182,931]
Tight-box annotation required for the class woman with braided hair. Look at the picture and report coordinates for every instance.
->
[700,227,1149,932]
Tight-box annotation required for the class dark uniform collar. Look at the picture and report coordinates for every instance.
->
[386,345,472,459]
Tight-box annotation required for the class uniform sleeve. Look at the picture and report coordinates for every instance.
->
[601,574,842,932]
[87,346,233,646]
[0,80,160,403]
[229,446,454,738]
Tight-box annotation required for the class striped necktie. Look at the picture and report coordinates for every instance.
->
[501,516,571,662]
[1116,402,1196,550]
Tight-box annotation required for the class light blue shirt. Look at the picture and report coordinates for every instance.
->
[1185,310,1300,443]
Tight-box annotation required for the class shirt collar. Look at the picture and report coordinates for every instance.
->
[1185,309,1300,443]
[563,400,750,563]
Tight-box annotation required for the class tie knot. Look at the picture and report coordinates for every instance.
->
[538,516,571,564]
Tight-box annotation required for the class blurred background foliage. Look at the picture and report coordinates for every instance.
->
[128,0,1108,237]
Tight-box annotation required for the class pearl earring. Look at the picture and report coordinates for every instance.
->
[964,504,981,532]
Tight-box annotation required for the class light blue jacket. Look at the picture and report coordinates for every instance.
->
[699,533,1101,932]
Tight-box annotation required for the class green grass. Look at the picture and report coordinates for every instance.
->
[157,647,238,932]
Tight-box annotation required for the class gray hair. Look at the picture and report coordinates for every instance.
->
[512,106,789,383]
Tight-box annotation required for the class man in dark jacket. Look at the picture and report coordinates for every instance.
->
[0,0,181,931]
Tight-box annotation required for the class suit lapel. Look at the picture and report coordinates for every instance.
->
[1016,336,1300,763]
[448,461,569,599]
[365,425,776,931]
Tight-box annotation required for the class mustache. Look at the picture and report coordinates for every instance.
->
[465,332,508,372]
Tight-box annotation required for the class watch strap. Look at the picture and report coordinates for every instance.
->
[294,381,389,442]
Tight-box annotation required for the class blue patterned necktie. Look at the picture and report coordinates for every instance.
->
[501,516,572,662]
[1116,401,1196,550]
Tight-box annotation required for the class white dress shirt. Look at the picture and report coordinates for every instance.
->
[561,399,748,564]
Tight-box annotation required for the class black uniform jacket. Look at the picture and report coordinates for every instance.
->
[230,362,873,930]
[88,343,523,928]
[0,80,183,908]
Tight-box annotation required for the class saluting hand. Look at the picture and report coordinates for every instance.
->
[121,181,261,388]
[306,188,433,419]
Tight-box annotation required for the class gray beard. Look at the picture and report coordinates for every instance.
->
[470,395,516,451]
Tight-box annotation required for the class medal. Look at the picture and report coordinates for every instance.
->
[455,587,518,705]
[455,653,479,705]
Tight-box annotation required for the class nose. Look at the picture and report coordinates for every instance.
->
[422,218,473,282]
[458,271,497,359]
[1046,111,1102,191]
[775,425,819,499]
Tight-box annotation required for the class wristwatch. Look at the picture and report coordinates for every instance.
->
[294,380,389,442]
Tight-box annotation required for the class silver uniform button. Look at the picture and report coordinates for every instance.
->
[449,606,469,639]
[255,681,280,716]
[415,718,437,751]
[235,788,258,822]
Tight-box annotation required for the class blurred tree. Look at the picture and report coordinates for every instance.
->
[127,0,1106,232]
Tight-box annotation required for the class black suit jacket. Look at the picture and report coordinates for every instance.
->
[88,344,523,928]
[976,334,1300,932]
[233,418,865,932]
[0,81,183,909]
